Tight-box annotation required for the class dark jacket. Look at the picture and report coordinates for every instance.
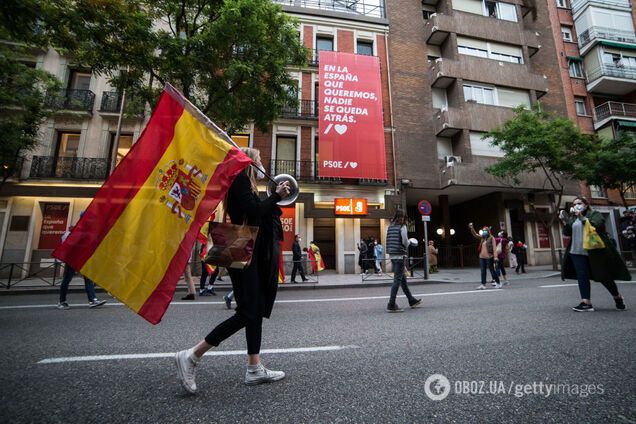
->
[358,242,367,266]
[226,171,282,318]
[561,210,631,282]
[512,244,527,263]
[292,240,302,261]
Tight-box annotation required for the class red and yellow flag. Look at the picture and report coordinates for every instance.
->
[52,84,251,324]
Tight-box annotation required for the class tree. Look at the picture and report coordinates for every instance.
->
[484,104,592,270]
[582,131,636,209]
[0,0,62,187]
[47,0,307,134]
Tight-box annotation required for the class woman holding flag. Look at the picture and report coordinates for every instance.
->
[176,147,291,394]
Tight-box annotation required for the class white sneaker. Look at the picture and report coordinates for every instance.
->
[245,363,285,385]
[476,284,486,290]
[495,283,502,289]
[89,299,107,308]
[175,350,199,394]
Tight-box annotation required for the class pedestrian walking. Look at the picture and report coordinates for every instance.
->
[180,260,198,300]
[367,238,378,273]
[512,241,527,274]
[469,223,501,289]
[560,197,630,312]
[175,147,291,394]
[375,240,384,273]
[57,220,107,310]
[358,240,368,274]
[290,234,308,283]
[385,209,422,312]
[428,240,438,273]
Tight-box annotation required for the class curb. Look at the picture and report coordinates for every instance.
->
[0,273,562,296]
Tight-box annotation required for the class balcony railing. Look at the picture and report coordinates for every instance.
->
[47,89,95,112]
[578,26,636,49]
[572,0,631,14]
[99,91,145,116]
[587,64,636,83]
[306,49,376,66]
[273,0,385,18]
[29,156,110,180]
[281,99,318,119]
[594,101,636,122]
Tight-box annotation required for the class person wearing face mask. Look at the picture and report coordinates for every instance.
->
[560,197,630,312]
[290,234,308,283]
[469,223,501,289]
[175,147,292,394]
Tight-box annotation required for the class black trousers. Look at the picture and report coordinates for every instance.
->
[291,260,306,281]
[205,263,264,354]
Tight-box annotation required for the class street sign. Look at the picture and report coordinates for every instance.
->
[418,200,432,216]
[422,215,431,222]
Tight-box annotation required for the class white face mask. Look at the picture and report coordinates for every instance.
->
[255,167,265,180]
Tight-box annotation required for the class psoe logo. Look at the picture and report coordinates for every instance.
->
[424,374,451,401]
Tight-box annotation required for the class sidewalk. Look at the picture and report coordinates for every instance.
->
[0,265,562,295]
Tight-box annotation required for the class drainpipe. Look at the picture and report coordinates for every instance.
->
[384,31,398,192]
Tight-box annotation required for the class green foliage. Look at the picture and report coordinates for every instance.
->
[484,104,591,192]
[52,0,308,133]
[582,131,636,207]
[0,1,62,182]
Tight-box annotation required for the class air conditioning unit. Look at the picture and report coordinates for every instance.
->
[445,155,462,167]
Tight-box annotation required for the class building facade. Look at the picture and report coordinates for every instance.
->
[547,0,636,249]
[0,1,398,276]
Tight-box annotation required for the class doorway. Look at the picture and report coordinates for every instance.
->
[313,218,335,269]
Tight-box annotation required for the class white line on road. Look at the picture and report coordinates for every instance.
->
[0,289,501,310]
[541,281,636,288]
[37,345,360,364]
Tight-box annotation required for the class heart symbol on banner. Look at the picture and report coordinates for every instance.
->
[349,162,358,169]
[334,124,348,135]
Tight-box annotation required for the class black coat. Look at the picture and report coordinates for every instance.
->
[226,171,282,319]
[292,240,302,261]
[561,210,631,283]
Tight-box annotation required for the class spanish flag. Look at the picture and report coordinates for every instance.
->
[52,84,252,324]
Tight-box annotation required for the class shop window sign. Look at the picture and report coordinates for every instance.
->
[335,198,368,215]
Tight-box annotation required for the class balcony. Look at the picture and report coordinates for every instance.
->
[424,12,541,54]
[433,103,516,137]
[593,101,636,129]
[99,92,145,117]
[433,108,465,137]
[47,89,95,113]
[272,0,385,19]
[578,26,636,53]
[572,0,631,15]
[586,64,636,94]
[29,156,110,180]
[271,160,341,183]
[281,99,318,119]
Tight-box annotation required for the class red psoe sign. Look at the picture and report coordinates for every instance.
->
[318,51,386,179]
[280,206,295,252]
[334,198,368,216]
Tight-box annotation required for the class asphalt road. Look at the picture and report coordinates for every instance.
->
[1,277,635,423]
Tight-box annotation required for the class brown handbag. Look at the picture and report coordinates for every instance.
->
[204,222,259,269]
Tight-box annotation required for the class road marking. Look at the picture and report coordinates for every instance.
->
[541,281,636,288]
[0,289,501,311]
[37,345,359,364]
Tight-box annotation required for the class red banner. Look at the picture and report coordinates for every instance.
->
[280,206,295,252]
[39,203,69,249]
[318,51,386,179]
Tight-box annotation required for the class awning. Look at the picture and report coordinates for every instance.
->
[617,120,636,128]
[566,56,583,62]
[600,40,636,52]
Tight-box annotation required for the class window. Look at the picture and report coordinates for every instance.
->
[458,45,489,58]
[316,37,334,53]
[556,0,568,8]
[458,36,523,64]
[422,9,435,19]
[625,186,636,199]
[590,185,607,198]
[68,70,91,91]
[495,2,517,22]
[561,26,573,42]
[357,41,374,56]
[568,60,584,78]
[575,99,587,116]
[275,136,296,175]
[463,83,495,105]
[469,131,504,157]
[110,134,133,167]
[56,132,80,158]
